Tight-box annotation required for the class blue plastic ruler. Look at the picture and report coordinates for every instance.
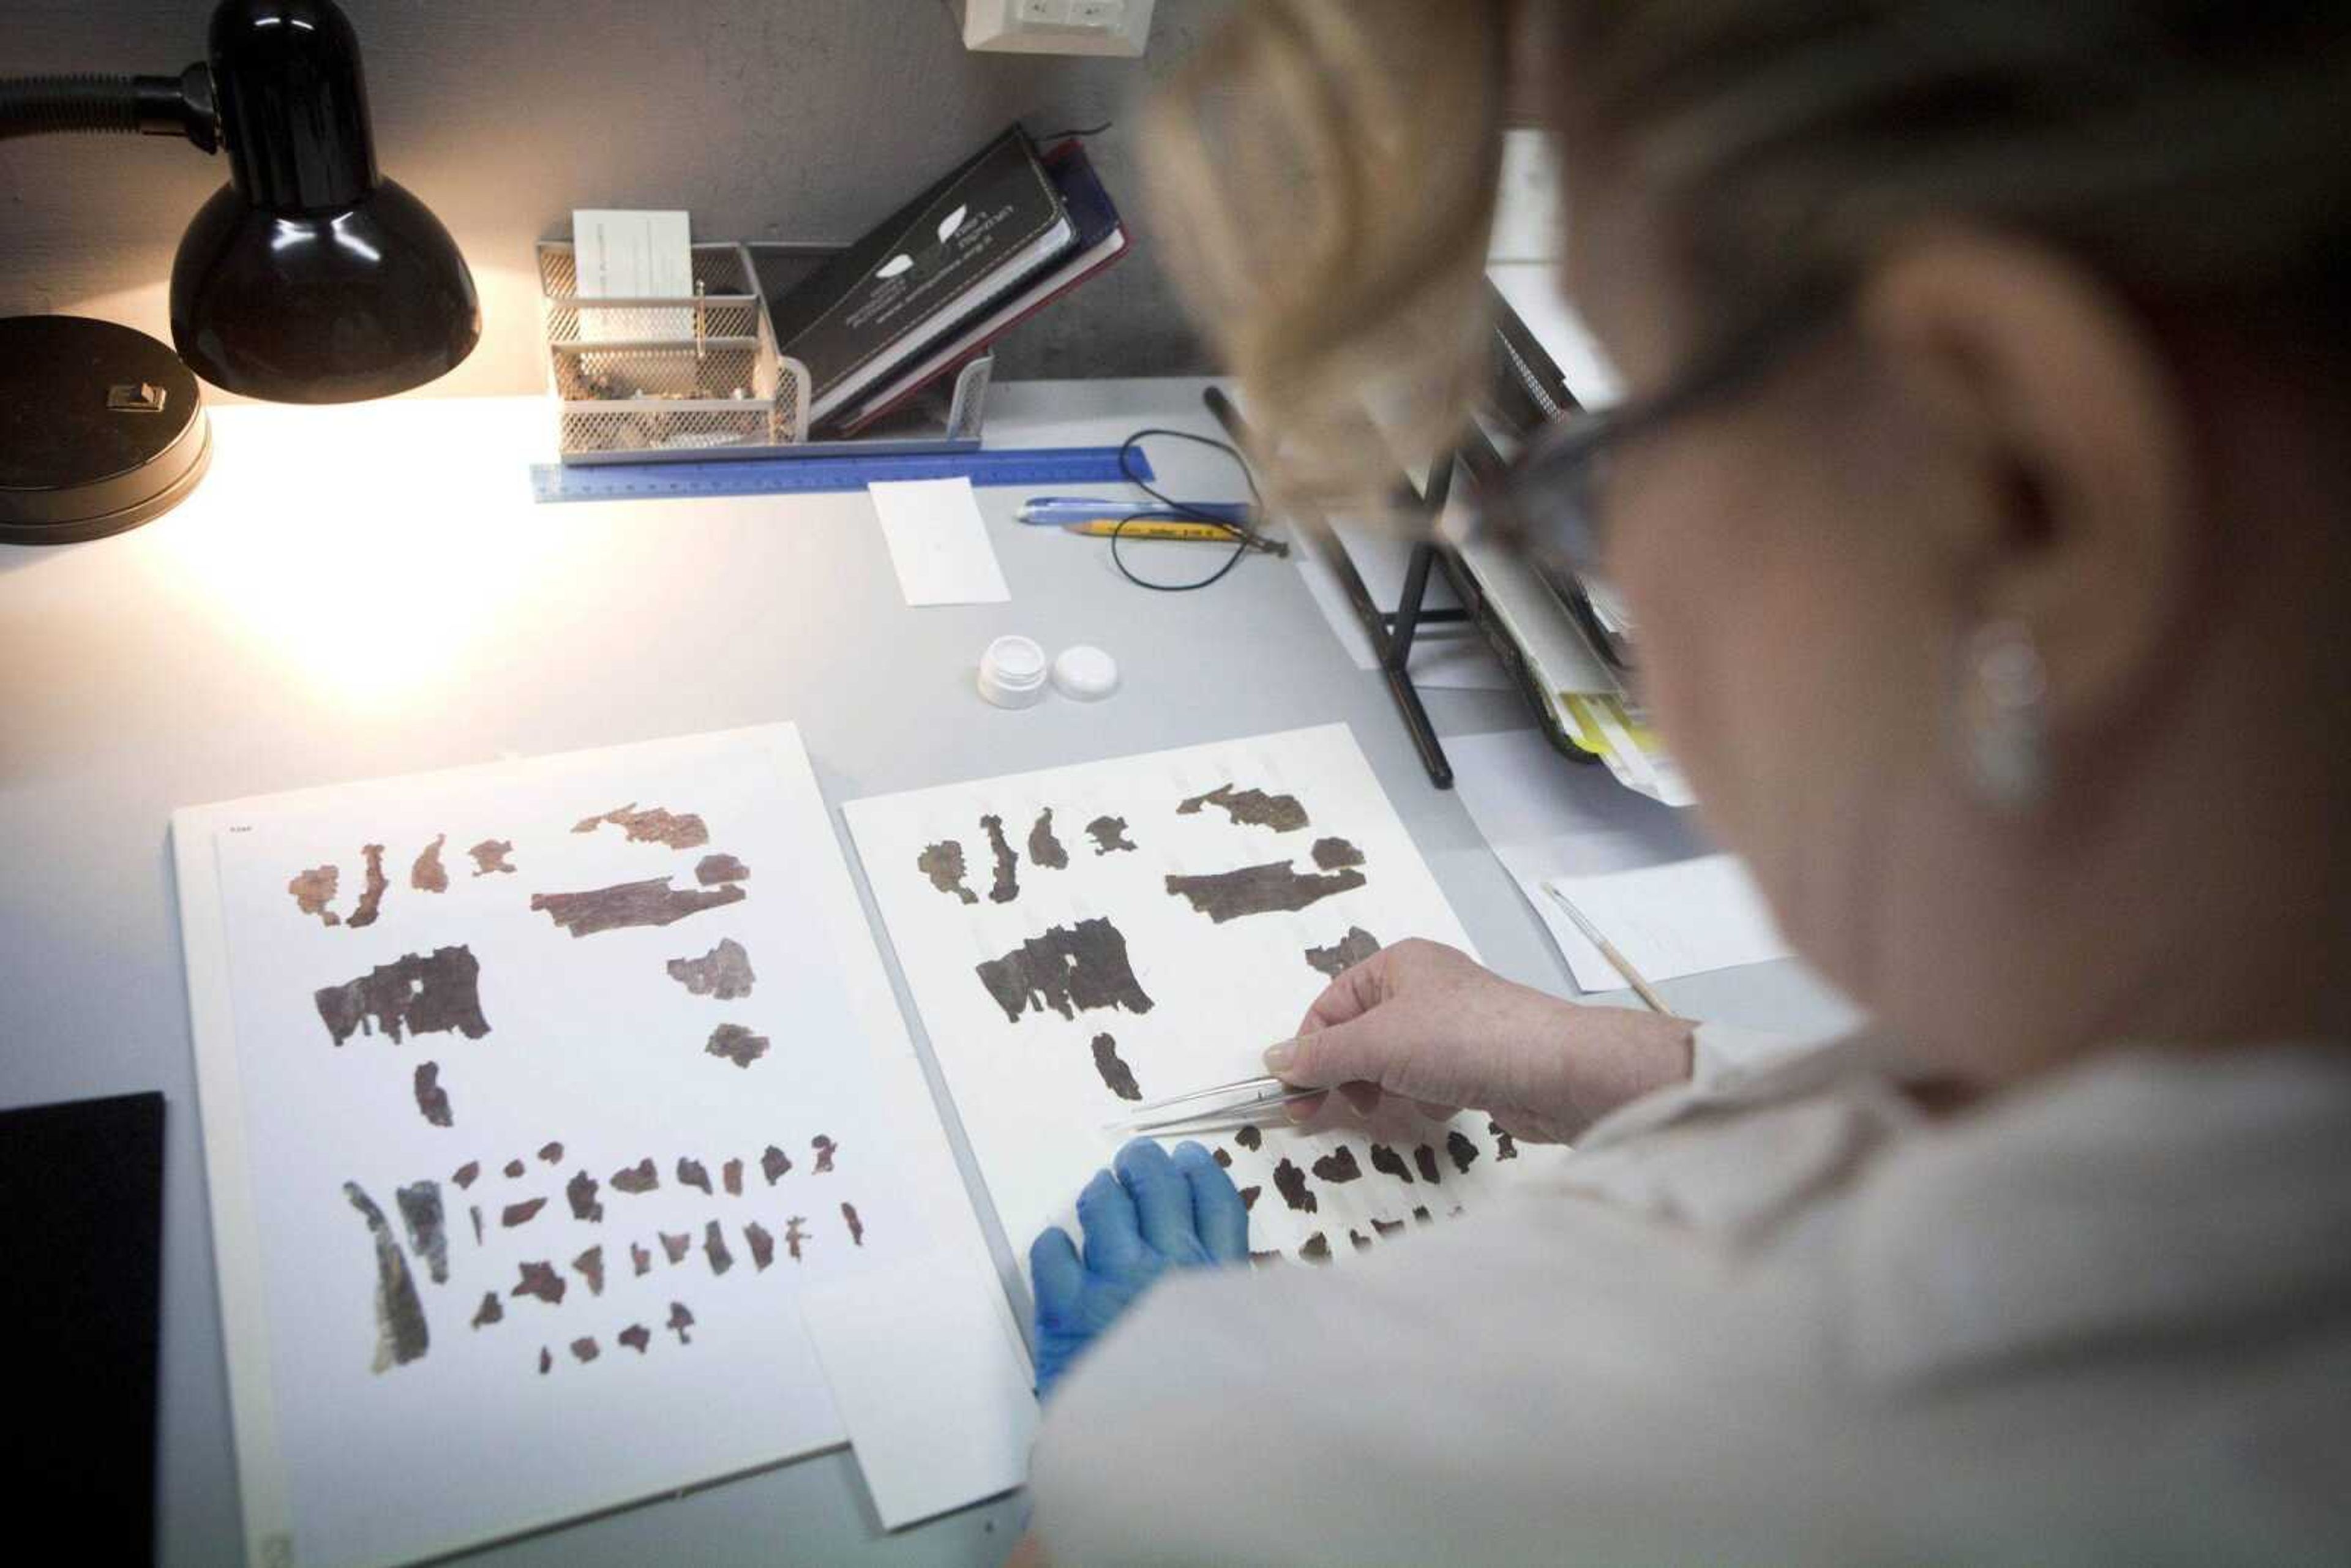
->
[528,445,1150,505]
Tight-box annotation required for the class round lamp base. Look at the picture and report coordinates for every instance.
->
[0,315,212,546]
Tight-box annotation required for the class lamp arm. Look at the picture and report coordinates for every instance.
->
[0,64,216,152]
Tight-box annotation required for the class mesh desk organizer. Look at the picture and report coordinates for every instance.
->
[537,240,994,464]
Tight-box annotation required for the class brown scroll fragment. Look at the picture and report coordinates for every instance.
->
[571,803,710,850]
[705,1023,770,1069]
[722,1158,743,1196]
[631,1242,652,1277]
[1447,1130,1480,1174]
[502,1198,547,1228]
[975,917,1156,1024]
[1090,1033,1142,1101]
[1165,861,1367,924]
[538,1348,552,1375]
[1299,1232,1332,1264]
[1086,815,1137,855]
[573,1245,605,1297]
[1413,1145,1442,1184]
[468,839,516,877]
[452,1160,480,1189]
[530,876,745,937]
[1239,1185,1261,1211]
[659,1231,691,1265]
[410,835,449,893]
[1212,1147,1232,1168]
[917,841,978,905]
[667,939,757,1000]
[703,1221,735,1276]
[677,1158,712,1195]
[618,1324,651,1355]
[1272,1158,1318,1214]
[504,1158,527,1179]
[1311,1146,1363,1184]
[471,1291,503,1329]
[1310,837,1365,872]
[1370,1144,1414,1184]
[1303,926,1382,979]
[396,1181,449,1284]
[1249,1250,1284,1267]
[811,1136,838,1174]
[666,1301,696,1344]
[841,1202,864,1247]
[1488,1120,1518,1160]
[512,1262,565,1305]
[315,945,491,1046]
[470,1206,484,1245]
[1234,1125,1263,1152]
[980,814,1020,904]
[1349,1228,1374,1253]
[346,844,389,928]
[612,1158,658,1194]
[1027,808,1070,869]
[288,865,342,926]
[1372,1217,1406,1238]
[1177,783,1309,833]
[784,1217,809,1261]
[760,1144,792,1185]
[570,1337,600,1364]
[745,1221,776,1270]
[345,1183,430,1372]
[1411,1205,1433,1225]
[695,853,749,886]
[413,1062,454,1128]
[538,1141,564,1164]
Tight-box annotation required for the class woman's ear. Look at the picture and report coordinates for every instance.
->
[1857,232,2203,737]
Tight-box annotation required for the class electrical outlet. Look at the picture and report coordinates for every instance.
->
[964,0,1153,56]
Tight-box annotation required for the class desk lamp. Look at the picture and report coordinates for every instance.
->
[0,0,479,545]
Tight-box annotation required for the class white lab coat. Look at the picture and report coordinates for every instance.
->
[1030,1029,2351,1564]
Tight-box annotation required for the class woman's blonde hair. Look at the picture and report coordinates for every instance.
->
[1146,0,2351,509]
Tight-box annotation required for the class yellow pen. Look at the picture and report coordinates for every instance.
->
[1062,519,1288,556]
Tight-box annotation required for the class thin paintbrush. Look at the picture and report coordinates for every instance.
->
[1542,881,1672,1015]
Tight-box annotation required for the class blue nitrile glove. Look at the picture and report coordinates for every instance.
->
[1030,1138,1249,1400]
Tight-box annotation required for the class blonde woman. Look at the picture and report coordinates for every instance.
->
[1017,2,2351,1561]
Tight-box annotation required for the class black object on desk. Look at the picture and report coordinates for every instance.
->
[0,1090,167,1564]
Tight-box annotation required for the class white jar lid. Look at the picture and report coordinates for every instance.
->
[1051,644,1120,701]
[978,635,1049,708]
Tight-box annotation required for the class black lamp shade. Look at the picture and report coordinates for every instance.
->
[168,0,478,402]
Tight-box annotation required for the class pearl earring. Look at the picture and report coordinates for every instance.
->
[1960,619,2049,809]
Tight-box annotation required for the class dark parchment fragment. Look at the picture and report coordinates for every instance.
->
[538,1348,552,1375]
[1372,1217,1406,1238]
[413,1062,454,1128]
[631,1242,652,1277]
[1164,861,1367,924]
[513,1261,566,1306]
[1299,1232,1332,1264]
[760,1144,792,1185]
[347,844,389,928]
[784,1217,809,1261]
[1234,1125,1263,1152]
[618,1325,651,1355]
[288,865,341,925]
[917,841,978,905]
[696,854,748,887]
[468,839,515,877]
[612,1158,658,1195]
[1370,1144,1414,1184]
[1414,1145,1442,1184]
[530,876,745,937]
[1239,1185,1261,1211]
[677,1158,712,1195]
[411,835,449,893]
[1303,926,1382,978]
[1027,808,1070,869]
[502,1198,547,1228]
[1312,1146,1363,1184]
[705,1023,770,1069]
[1273,1158,1318,1214]
[396,1181,448,1283]
[659,1232,691,1265]
[571,803,710,850]
[980,814,1020,904]
[573,1245,604,1296]
[703,1221,735,1276]
[841,1202,864,1247]
[566,1166,602,1221]
[1212,1147,1232,1168]
[1086,815,1137,855]
[668,938,757,1000]
[811,1135,838,1174]
[1411,1205,1434,1225]
[1447,1130,1480,1173]
[745,1221,776,1270]
[976,917,1156,1024]
[1249,1250,1284,1267]
[470,1206,484,1244]
[453,1161,480,1189]
[722,1158,743,1196]
[1090,1033,1142,1101]
[1350,1228,1374,1253]
[1177,783,1310,833]
[538,1141,563,1164]
[345,1183,429,1372]
[315,945,490,1046]
[1311,837,1365,872]
[470,1291,503,1329]
[570,1337,600,1364]
[667,1302,696,1345]
[504,1158,527,1179]
[1489,1120,1518,1160]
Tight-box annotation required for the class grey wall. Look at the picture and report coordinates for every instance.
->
[0,0,1229,397]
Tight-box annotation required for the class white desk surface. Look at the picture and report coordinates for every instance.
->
[0,379,1854,1567]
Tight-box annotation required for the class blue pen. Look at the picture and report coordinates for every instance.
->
[1017,495,1257,527]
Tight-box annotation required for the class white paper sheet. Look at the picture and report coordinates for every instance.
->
[571,209,693,343]
[1544,854,1791,992]
[843,724,1572,1279]
[868,478,1011,607]
[173,726,1027,1568]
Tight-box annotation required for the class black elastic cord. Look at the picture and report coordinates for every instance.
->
[1111,428,1267,593]
[1038,121,1114,141]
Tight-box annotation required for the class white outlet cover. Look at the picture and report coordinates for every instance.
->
[964,0,1153,56]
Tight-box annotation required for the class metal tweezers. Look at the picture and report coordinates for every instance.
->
[1103,1073,1321,1138]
